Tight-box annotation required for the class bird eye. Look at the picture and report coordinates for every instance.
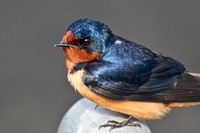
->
[81,37,92,46]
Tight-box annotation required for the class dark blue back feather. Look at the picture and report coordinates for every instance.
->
[81,36,185,100]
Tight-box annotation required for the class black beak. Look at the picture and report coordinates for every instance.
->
[54,41,78,48]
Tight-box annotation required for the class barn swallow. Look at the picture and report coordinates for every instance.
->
[55,18,200,130]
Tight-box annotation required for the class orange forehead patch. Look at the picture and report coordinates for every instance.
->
[62,31,79,44]
[63,47,102,69]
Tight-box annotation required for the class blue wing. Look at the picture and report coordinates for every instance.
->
[81,38,187,101]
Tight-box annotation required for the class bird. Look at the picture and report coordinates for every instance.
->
[55,18,200,130]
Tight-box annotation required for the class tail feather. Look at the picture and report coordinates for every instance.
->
[125,72,200,103]
[172,72,200,102]
[168,73,200,107]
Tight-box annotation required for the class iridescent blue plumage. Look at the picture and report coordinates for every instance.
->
[81,35,185,100]
[67,18,114,53]
[63,18,200,102]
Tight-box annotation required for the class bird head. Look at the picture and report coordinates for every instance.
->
[55,18,114,67]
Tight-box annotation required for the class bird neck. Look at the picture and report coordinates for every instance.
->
[63,47,102,71]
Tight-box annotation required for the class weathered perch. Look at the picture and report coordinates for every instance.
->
[57,98,151,133]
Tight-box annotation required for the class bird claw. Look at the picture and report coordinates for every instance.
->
[99,116,141,132]
[94,105,99,110]
[107,120,119,124]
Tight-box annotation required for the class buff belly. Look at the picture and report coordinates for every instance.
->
[67,69,200,120]
[67,69,173,120]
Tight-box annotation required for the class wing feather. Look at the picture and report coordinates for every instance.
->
[81,40,200,102]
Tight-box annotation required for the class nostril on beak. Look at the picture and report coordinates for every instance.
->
[54,31,80,48]
[60,41,66,44]
[54,41,67,47]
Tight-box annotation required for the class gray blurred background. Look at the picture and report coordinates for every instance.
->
[1,0,200,133]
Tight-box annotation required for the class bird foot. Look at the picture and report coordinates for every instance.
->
[99,116,141,132]
[94,105,99,110]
